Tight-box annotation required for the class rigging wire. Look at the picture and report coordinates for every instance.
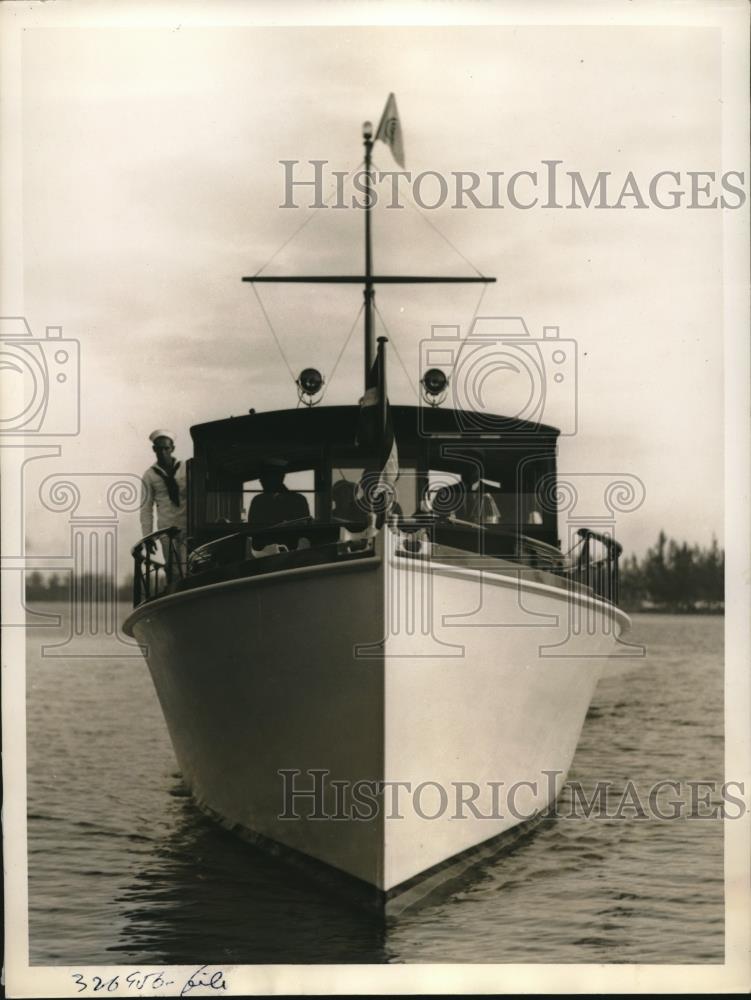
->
[373,302,419,400]
[249,282,296,382]
[252,159,365,277]
[466,280,489,332]
[371,157,486,278]
[405,200,485,278]
[249,156,494,389]
[370,155,494,378]
[249,159,366,383]
[447,281,491,374]
[320,303,365,401]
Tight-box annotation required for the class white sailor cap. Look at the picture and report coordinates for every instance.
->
[149,429,175,444]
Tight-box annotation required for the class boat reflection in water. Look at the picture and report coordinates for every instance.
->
[123,105,632,912]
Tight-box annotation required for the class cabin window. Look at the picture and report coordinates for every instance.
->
[516,456,554,533]
[202,469,319,526]
[425,470,461,515]
[332,468,363,487]
[243,469,315,506]
[243,469,316,523]
[477,478,502,525]
[394,468,417,517]
[205,487,244,525]
[425,469,504,524]
[331,466,418,518]
[487,480,518,525]
[331,469,365,522]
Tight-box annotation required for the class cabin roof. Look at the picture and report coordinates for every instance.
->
[190,404,560,450]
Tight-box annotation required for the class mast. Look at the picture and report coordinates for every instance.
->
[363,120,375,384]
[242,112,497,396]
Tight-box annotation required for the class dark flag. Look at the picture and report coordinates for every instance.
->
[356,340,399,517]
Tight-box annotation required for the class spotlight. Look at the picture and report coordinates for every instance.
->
[296,367,324,406]
[420,368,449,406]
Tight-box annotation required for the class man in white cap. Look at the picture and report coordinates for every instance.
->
[140,430,187,565]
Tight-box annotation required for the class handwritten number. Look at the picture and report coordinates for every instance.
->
[73,969,181,993]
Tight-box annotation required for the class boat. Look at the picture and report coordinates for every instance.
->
[123,99,631,912]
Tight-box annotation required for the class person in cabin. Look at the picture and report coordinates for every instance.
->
[247,459,311,540]
[140,429,188,565]
[441,467,501,525]
[331,479,365,524]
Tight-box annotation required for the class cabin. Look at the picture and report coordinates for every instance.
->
[190,404,558,536]
[132,404,620,606]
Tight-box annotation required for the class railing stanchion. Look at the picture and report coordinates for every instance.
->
[131,527,183,608]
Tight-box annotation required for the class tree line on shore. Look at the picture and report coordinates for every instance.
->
[25,571,134,603]
[618,531,724,613]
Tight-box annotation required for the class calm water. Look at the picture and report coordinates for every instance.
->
[26,606,724,964]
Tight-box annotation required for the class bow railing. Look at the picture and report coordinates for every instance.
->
[563,527,623,604]
[132,527,185,606]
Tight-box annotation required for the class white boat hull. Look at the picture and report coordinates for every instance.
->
[124,531,630,898]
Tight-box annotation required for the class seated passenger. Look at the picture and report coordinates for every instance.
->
[247,461,311,537]
[439,468,501,525]
[331,479,365,524]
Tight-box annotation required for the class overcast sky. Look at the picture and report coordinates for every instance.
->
[9,9,743,573]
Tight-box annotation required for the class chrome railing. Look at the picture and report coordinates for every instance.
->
[564,527,623,604]
[132,527,185,606]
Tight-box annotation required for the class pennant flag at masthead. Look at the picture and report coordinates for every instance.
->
[375,93,405,167]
